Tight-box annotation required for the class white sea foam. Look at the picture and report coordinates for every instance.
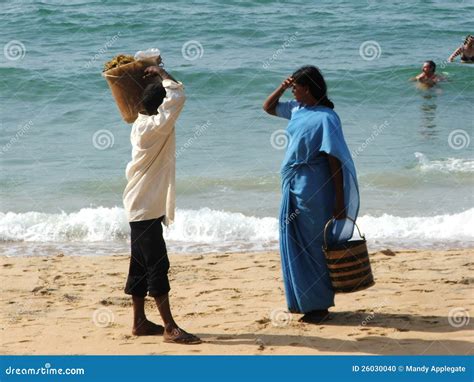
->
[165,208,278,245]
[0,207,128,242]
[0,207,473,254]
[357,209,474,247]
[414,152,474,174]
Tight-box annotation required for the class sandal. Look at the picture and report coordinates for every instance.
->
[164,328,202,345]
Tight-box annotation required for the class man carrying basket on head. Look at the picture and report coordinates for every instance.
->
[122,56,201,345]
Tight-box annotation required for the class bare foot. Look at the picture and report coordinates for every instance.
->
[163,327,201,344]
[132,319,165,336]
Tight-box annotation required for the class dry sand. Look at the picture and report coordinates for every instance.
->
[1,249,473,355]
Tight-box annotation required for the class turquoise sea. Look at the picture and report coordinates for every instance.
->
[0,0,473,255]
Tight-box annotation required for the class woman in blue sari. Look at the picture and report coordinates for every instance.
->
[263,66,359,323]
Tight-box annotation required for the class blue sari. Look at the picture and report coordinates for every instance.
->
[276,101,359,313]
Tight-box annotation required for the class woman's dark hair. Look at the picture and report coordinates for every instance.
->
[464,34,473,45]
[142,82,166,115]
[425,60,436,72]
[292,65,334,109]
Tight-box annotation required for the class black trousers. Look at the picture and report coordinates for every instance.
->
[124,217,170,298]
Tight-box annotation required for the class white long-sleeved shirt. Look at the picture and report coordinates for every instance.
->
[123,79,185,225]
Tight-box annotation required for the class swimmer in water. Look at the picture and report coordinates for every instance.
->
[411,61,445,87]
[448,35,474,63]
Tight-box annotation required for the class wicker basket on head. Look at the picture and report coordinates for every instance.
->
[102,58,158,123]
[323,217,375,293]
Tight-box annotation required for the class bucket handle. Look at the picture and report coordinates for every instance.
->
[323,216,365,249]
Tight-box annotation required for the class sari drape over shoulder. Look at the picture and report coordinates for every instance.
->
[276,101,359,313]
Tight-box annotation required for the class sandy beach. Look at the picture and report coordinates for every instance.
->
[1,249,472,355]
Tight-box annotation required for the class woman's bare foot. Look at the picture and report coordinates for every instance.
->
[132,319,165,336]
[163,326,201,344]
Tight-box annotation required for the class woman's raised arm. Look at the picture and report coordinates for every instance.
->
[263,76,294,116]
[448,46,462,62]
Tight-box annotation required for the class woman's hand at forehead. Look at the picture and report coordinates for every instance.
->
[281,76,295,90]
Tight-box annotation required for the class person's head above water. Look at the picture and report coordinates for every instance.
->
[464,34,474,48]
[422,60,436,75]
[141,81,166,115]
[291,65,334,109]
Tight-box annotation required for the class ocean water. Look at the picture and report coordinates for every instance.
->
[1,0,473,255]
